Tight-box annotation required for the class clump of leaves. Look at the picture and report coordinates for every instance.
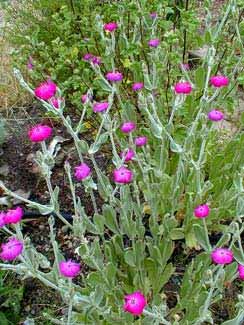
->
[0,270,24,324]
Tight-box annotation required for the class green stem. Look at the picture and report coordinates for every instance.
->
[213,2,232,41]
[200,266,223,320]
[67,279,74,325]
[203,218,212,251]
[76,105,88,134]
[2,226,15,236]
[41,142,73,229]
[0,181,51,213]
[59,114,84,163]
[90,190,98,214]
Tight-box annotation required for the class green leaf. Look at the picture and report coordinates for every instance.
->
[95,78,112,92]
[124,250,136,267]
[161,239,174,267]
[0,312,9,325]
[105,263,117,285]
[195,66,205,89]
[87,271,102,287]
[170,141,183,153]
[83,215,100,234]
[88,133,109,154]
[169,228,185,240]
[112,235,124,258]
[96,171,113,200]
[193,224,211,251]
[224,262,238,282]
[102,205,120,234]
[134,240,146,264]
[145,258,157,284]
[27,203,54,215]
[222,311,244,325]
[93,239,104,269]
[149,245,163,266]
[0,120,6,145]
[155,263,175,294]
[150,121,162,138]
[232,244,244,264]
[93,214,105,234]
[92,286,104,306]
[185,230,198,248]
[204,31,212,44]
[216,233,231,247]
[78,140,89,153]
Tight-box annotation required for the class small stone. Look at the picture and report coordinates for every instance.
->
[68,242,73,249]
[0,164,9,176]
[189,45,209,59]
[24,305,31,312]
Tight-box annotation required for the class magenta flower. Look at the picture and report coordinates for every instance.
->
[34,80,57,101]
[93,102,109,113]
[4,207,23,225]
[59,260,81,278]
[106,71,123,82]
[174,82,192,94]
[150,12,157,19]
[83,53,93,61]
[120,121,136,133]
[238,264,244,280]
[81,94,88,104]
[211,248,233,265]
[194,204,210,219]
[49,97,63,109]
[120,148,135,162]
[83,54,101,65]
[91,56,101,65]
[210,75,229,88]
[180,63,190,71]
[113,167,133,184]
[103,22,118,32]
[27,56,34,70]
[123,291,147,316]
[81,93,92,104]
[132,82,144,91]
[28,124,52,142]
[134,136,148,147]
[0,212,6,228]
[148,39,160,47]
[208,109,224,121]
[74,163,91,181]
[0,238,23,261]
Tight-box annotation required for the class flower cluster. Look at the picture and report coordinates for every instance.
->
[193,203,243,276]
[0,207,23,227]
[106,71,123,82]
[83,53,101,65]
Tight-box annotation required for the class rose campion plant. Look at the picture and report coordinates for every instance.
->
[1,2,244,325]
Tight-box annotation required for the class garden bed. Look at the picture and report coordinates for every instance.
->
[1,0,244,324]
